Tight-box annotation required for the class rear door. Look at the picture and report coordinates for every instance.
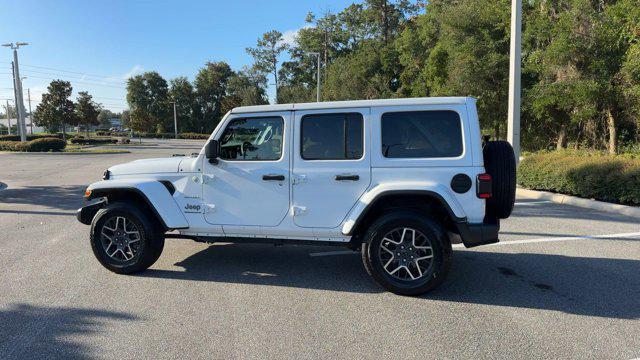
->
[292,108,371,228]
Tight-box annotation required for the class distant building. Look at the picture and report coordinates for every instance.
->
[0,116,45,134]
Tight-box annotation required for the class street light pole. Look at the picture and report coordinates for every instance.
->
[3,42,29,142]
[27,88,33,134]
[5,100,11,135]
[308,52,321,102]
[171,101,178,139]
[507,0,522,166]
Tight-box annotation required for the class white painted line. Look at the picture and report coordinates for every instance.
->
[514,200,552,206]
[309,250,358,257]
[453,231,640,248]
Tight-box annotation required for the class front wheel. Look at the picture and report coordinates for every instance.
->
[90,202,164,274]
[362,211,452,296]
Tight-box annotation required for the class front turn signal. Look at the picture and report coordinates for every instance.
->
[84,189,92,198]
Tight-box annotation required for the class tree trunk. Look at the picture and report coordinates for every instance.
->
[493,123,500,140]
[62,122,67,141]
[556,126,566,150]
[606,108,617,154]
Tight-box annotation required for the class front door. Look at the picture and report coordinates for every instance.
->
[292,108,371,228]
[203,112,291,228]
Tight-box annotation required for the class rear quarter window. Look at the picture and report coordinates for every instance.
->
[381,110,463,158]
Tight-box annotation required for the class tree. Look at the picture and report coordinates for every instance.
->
[194,61,234,132]
[169,76,198,133]
[1,104,16,119]
[119,110,131,128]
[33,80,75,139]
[97,109,115,128]
[246,30,289,103]
[75,91,100,136]
[126,72,170,133]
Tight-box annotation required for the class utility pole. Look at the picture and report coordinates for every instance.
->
[5,100,11,135]
[308,52,321,102]
[27,88,33,134]
[3,42,29,142]
[171,101,178,139]
[507,0,522,166]
[10,62,21,139]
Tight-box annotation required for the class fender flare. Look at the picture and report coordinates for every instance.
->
[342,184,467,236]
[85,179,189,230]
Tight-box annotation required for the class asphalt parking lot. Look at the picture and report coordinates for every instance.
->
[0,139,639,359]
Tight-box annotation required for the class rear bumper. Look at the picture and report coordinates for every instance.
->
[76,199,106,225]
[456,220,499,248]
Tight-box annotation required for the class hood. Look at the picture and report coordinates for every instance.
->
[108,157,185,176]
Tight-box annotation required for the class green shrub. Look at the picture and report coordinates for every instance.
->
[517,151,640,206]
[0,137,66,152]
[179,132,209,140]
[0,133,63,141]
[69,137,118,145]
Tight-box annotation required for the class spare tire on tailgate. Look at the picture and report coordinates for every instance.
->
[482,141,516,219]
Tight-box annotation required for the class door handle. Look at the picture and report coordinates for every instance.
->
[263,174,285,181]
[335,174,359,181]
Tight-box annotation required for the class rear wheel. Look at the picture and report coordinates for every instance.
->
[362,211,451,296]
[90,202,164,274]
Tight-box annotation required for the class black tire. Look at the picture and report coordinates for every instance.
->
[90,202,164,274]
[362,211,452,296]
[483,140,516,219]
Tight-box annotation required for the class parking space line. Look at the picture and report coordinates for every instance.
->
[453,231,640,248]
[309,232,640,255]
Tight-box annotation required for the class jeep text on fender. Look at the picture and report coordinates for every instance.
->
[77,97,516,295]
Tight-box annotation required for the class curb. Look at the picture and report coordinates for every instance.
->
[516,187,640,219]
[0,151,130,155]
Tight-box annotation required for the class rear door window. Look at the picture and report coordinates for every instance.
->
[301,113,363,160]
[381,110,463,158]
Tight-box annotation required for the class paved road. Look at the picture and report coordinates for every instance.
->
[1,139,639,359]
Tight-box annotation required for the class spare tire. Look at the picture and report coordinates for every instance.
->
[483,141,516,219]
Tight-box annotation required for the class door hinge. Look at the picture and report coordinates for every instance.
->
[291,205,307,216]
[292,174,307,185]
[204,204,216,214]
[202,174,215,184]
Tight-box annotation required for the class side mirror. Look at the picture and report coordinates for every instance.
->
[205,140,220,164]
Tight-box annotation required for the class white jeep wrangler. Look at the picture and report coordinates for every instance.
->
[78,97,516,295]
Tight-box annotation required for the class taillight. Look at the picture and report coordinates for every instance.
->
[477,173,492,199]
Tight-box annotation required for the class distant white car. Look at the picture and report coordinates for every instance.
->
[77,97,516,295]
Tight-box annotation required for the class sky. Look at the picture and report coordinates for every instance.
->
[0,0,354,113]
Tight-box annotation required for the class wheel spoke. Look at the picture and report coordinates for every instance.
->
[107,246,119,258]
[101,231,113,241]
[416,255,433,262]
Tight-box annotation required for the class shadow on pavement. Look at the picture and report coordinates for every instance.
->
[142,243,640,319]
[0,185,85,211]
[510,201,639,224]
[0,303,138,359]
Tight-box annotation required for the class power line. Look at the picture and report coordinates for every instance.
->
[15,74,127,89]
[0,61,128,81]
[20,69,126,83]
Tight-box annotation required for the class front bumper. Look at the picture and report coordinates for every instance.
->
[456,220,499,248]
[76,199,106,225]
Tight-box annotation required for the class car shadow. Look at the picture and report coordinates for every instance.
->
[0,185,86,211]
[141,242,640,319]
[0,303,138,359]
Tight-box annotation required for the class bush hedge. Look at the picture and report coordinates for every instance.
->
[69,137,118,145]
[132,132,209,139]
[0,137,67,152]
[0,133,63,141]
[179,132,209,140]
[517,151,640,206]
